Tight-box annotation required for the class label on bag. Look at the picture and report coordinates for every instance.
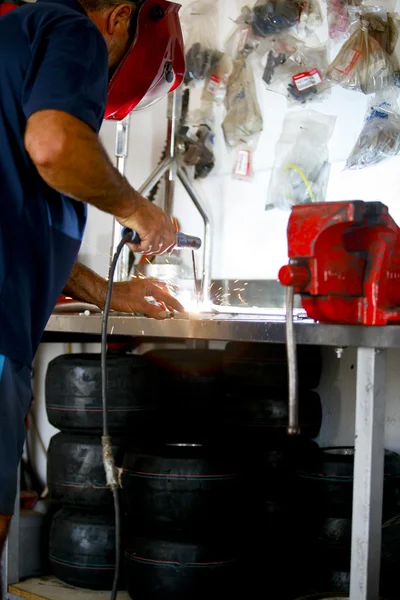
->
[293,68,322,91]
[206,74,221,95]
[334,48,362,75]
[238,26,250,53]
[233,148,252,179]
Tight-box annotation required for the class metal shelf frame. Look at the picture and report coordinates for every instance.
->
[3,313,393,600]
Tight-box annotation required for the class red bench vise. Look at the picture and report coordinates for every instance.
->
[278,200,400,325]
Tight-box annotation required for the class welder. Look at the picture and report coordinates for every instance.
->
[0,0,186,574]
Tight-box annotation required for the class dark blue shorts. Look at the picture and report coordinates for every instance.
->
[0,355,32,515]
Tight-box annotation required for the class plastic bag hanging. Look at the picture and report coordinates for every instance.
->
[267,110,336,211]
[294,0,323,40]
[326,16,395,94]
[250,0,302,37]
[260,38,331,105]
[225,6,262,59]
[326,0,362,42]
[222,57,263,148]
[181,0,220,85]
[346,88,400,169]
[347,5,400,56]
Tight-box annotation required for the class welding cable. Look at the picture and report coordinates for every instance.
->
[101,230,132,600]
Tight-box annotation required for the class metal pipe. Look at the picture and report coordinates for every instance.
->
[163,91,178,216]
[350,347,386,600]
[285,284,300,435]
[138,157,173,197]
[111,115,131,281]
[177,166,212,304]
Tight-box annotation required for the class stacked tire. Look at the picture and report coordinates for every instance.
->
[142,348,225,443]
[120,348,246,598]
[221,342,324,599]
[297,446,400,595]
[121,439,245,599]
[46,352,158,590]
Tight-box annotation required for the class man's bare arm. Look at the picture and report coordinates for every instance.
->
[24,110,176,254]
[25,110,137,221]
[63,262,108,309]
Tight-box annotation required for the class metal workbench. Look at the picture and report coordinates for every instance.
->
[3,311,394,600]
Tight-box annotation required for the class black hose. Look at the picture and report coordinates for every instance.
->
[101,231,132,600]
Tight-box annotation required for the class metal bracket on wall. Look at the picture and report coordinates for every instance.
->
[109,91,213,304]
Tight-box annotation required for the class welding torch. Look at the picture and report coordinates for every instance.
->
[121,227,202,250]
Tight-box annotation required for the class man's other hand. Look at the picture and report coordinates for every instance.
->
[110,278,185,319]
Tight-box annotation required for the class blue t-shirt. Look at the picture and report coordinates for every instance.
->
[0,0,108,366]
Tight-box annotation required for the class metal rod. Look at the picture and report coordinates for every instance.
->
[138,157,173,197]
[163,91,178,216]
[177,166,212,304]
[350,347,386,600]
[285,285,299,435]
[111,115,131,281]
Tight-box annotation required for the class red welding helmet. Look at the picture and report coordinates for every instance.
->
[0,0,18,17]
[104,0,185,120]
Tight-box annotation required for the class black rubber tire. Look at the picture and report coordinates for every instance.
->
[297,447,400,519]
[121,441,244,534]
[47,432,123,508]
[246,437,320,498]
[223,342,323,390]
[45,353,157,433]
[123,532,239,599]
[295,595,349,599]
[143,348,224,409]
[296,596,388,600]
[49,507,117,590]
[143,349,226,441]
[223,389,322,439]
[315,517,352,569]
[380,514,400,599]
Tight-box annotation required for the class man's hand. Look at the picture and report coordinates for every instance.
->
[119,194,177,256]
[111,278,184,319]
[63,262,184,319]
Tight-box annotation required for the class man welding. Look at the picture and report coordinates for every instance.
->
[0,0,186,575]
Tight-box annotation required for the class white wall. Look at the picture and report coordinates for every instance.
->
[30,0,400,485]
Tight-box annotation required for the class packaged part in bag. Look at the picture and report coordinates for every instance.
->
[222,57,263,148]
[348,5,400,56]
[251,0,301,37]
[261,39,331,105]
[295,0,323,39]
[346,88,400,169]
[326,16,395,94]
[267,110,336,211]
[181,1,221,84]
[327,0,362,42]
[225,6,262,59]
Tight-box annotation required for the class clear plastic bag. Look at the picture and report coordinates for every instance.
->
[267,110,336,211]
[261,40,331,105]
[295,0,323,39]
[225,6,262,59]
[348,6,399,56]
[326,16,395,94]
[346,89,400,169]
[181,1,221,85]
[250,0,301,37]
[201,53,235,106]
[222,57,263,148]
[327,0,361,42]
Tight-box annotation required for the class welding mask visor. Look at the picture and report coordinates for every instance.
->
[105,0,185,120]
